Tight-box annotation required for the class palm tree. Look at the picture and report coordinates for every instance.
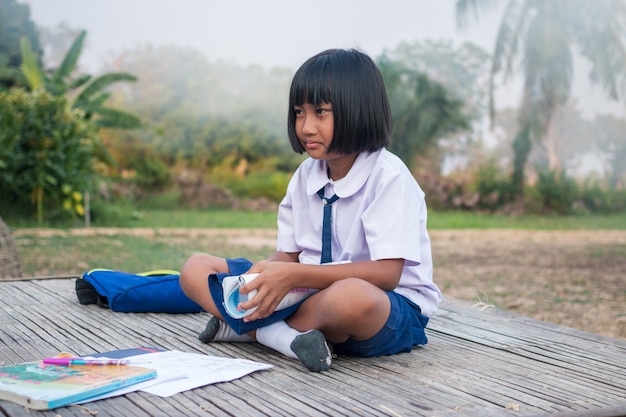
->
[457,0,626,206]
[20,30,140,129]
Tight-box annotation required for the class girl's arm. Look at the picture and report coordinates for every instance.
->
[265,251,300,263]
[284,258,404,291]
[240,258,403,321]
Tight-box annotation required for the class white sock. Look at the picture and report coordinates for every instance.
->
[215,322,255,342]
[255,320,300,359]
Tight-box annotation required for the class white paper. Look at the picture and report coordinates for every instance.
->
[138,350,272,397]
[75,350,272,403]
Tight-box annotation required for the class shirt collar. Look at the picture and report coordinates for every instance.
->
[306,149,381,198]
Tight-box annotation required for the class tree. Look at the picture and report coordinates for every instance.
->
[381,40,491,124]
[96,44,300,183]
[456,0,626,206]
[37,22,83,69]
[593,115,626,189]
[100,44,290,136]
[377,54,469,172]
[20,30,141,129]
[0,0,41,90]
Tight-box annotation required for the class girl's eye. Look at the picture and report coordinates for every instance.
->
[317,108,330,115]
[293,108,303,116]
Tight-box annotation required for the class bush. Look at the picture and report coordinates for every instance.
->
[0,88,103,222]
[474,159,515,210]
[578,179,626,213]
[127,147,171,190]
[535,167,577,214]
[224,171,290,202]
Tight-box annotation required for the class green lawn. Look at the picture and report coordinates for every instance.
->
[7,209,626,230]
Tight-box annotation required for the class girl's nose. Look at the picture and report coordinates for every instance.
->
[301,115,316,134]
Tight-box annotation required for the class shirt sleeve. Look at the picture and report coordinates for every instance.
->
[361,168,425,265]
[276,173,300,253]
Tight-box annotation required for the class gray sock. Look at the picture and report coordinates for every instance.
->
[198,317,254,343]
[290,330,333,372]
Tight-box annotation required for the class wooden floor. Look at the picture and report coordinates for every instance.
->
[1,278,626,417]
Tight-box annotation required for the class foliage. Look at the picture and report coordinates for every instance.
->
[377,55,470,171]
[474,159,515,210]
[0,0,41,90]
[0,88,103,222]
[578,179,626,214]
[100,44,290,137]
[220,170,291,202]
[381,40,491,123]
[19,30,141,129]
[37,22,83,70]
[125,145,171,190]
[100,111,300,203]
[535,167,577,214]
[457,0,626,204]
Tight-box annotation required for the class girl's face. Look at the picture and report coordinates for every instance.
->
[293,101,358,180]
[293,102,334,160]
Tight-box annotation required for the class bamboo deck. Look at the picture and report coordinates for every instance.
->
[1,277,625,417]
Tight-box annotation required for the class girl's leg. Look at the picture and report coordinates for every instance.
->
[179,253,229,317]
[180,254,254,343]
[286,277,391,344]
[255,322,332,372]
[255,278,387,371]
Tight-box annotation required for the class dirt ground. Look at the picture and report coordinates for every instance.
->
[429,229,626,340]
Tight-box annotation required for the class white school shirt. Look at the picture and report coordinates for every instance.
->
[276,148,442,317]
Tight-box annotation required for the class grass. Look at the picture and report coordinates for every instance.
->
[7,208,626,230]
[14,232,274,277]
[426,210,626,230]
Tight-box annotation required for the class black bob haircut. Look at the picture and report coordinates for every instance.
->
[287,49,392,155]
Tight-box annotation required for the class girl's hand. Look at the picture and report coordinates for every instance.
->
[237,261,297,322]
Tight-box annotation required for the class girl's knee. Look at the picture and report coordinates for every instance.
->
[325,278,385,316]
[179,254,225,290]
[179,254,201,286]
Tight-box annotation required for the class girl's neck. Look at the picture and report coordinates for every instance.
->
[326,153,358,181]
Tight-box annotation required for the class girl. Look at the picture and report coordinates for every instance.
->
[179,48,441,372]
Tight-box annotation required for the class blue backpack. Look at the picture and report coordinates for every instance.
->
[76,269,204,314]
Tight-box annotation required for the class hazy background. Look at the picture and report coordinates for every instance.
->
[23,1,499,69]
[21,0,623,118]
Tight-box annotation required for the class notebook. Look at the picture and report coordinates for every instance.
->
[0,360,157,410]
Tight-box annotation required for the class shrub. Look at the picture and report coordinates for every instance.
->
[474,159,515,210]
[535,167,577,214]
[224,171,290,202]
[0,89,103,222]
[577,179,626,214]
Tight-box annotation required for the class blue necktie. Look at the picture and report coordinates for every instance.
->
[317,187,339,264]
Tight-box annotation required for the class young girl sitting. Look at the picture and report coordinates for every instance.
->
[179,48,441,372]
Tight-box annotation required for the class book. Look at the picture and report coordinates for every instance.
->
[222,273,318,318]
[0,360,157,410]
[86,346,164,359]
[222,261,351,318]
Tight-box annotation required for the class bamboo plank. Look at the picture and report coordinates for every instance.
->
[1,278,626,417]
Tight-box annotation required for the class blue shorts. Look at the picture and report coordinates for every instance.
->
[208,258,305,335]
[209,258,430,352]
[333,291,429,357]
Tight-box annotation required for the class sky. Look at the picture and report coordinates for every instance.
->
[20,0,624,117]
[22,0,501,71]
